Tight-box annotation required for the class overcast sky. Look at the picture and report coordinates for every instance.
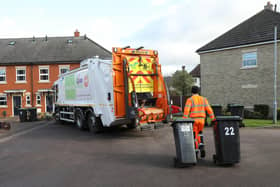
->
[0,0,278,75]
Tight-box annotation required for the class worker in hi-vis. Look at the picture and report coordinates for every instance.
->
[183,86,216,158]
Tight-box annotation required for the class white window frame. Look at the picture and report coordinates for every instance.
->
[0,94,7,108]
[59,65,70,75]
[36,94,41,106]
[16,66,26,83]
[241,51,258,69]
[0,67,7,84]
[26,94,31,106]
[39,66,49,82]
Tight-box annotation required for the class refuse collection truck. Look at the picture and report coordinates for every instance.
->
[53,47,171,132]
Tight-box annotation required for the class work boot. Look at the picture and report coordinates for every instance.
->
[198,131,205,158]
[200,148,206,158]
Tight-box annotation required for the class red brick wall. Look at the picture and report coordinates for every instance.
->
[0,63,80,117]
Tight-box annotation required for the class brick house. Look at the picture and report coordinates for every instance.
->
[0,31,111,117]
[196,3,280,114]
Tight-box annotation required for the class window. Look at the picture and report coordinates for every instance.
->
[242,52,257,68]
[59,65,70,75]
[0,95,7,106]
[26,95,31,105]
[16,67,26,82]
[67,39,73,44]
[36,95,41,105]
[39,66,49,82]
[0,67,6,83]
[8,41,16,45]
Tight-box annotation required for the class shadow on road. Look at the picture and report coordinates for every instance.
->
[23,120,166,142]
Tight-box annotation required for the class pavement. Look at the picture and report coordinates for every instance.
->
[0,120,280,187]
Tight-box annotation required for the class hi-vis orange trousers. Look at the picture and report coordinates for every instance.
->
[193,118,205,150]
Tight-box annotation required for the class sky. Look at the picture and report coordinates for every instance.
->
[0,0,279,75]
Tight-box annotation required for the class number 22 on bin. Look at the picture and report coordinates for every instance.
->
[224,127,235,136]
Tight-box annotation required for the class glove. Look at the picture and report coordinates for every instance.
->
[211,119,217,126]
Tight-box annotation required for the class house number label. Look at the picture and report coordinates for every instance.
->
[224,127,235,136]
[181,125,190,132]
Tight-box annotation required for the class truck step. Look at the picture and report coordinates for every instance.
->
[60,117,74,123]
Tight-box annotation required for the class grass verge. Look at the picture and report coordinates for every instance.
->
[243,119,280,127]
[173,115,280,128]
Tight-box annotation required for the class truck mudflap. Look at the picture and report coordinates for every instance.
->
[138,107,165,123]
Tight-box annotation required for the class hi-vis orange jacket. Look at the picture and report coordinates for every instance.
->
[183,95,215,120]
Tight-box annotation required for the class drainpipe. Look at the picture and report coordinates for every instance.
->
[273,26,278,124]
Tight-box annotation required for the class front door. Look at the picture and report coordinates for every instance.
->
[13,96,22,116]
[46,95,53,113]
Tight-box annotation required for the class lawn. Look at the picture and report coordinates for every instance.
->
[243,119,280,127]
[173,116,280,128]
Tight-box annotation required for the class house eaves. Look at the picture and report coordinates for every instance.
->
[196,9,280,54]
[197,39,279,54]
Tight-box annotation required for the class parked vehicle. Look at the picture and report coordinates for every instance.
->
[53,47,171,132]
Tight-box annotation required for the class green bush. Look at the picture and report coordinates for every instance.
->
[254,104,269,119]
[277,108,280,119]
[2,111,7,118]
[244,109,263,119]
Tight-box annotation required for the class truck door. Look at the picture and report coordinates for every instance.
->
[112,55,127,118]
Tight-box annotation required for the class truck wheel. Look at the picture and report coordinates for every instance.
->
[75,109,87,130]
[87,112,102,133]
[54,112,63,124]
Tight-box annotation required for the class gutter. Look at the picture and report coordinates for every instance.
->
[0,60,81,66]
[197,40,280,54]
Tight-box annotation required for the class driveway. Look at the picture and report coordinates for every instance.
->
[0,121,279,187]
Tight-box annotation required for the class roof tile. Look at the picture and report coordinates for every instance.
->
[197,9,280,53]
[0,36,111,65]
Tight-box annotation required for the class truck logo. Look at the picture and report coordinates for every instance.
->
[84,75,89,87]
[76,74,83,85]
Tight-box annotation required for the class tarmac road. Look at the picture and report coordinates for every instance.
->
[0,121,279,187]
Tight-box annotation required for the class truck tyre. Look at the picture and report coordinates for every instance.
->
[54,111,64,124]
[75,109,87,130]
[87,112,102,133]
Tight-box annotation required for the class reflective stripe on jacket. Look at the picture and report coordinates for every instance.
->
[183,95,215,120]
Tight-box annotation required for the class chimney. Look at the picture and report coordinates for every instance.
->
[74,29,80,37]
[264,1,273,10]
[182,65,185,71]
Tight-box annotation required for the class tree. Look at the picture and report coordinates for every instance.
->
[171,67,193,96]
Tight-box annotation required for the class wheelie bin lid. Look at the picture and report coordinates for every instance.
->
[18,108,28,111]
[19,107,37,110]
[172,118,194,125]
[216,116,242,121]
[227,104,244,107]
[211,104,222,107]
